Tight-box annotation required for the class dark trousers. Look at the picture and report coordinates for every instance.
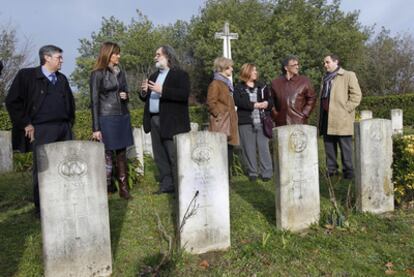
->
[32,122,72,210]
[150,115,175,192]
[323,135,354,177]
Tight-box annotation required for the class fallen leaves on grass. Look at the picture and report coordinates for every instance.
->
[199,260,209,269]
[385,262,397,275]
[406,268,414,276]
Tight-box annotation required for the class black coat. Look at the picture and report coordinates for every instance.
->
[90,68,129,132]
[233,81,273,125]
[140,68,190,139]
[5,66,75,152]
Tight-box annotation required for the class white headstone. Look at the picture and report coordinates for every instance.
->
[391,109,403,135]
[355,119,394,213]
[190,122,199,132]
[0,131,13,173]
[142,126,154,158]
[360,110,373,120]
[126,128,144,175]
[273,125,320,232]
[175,131,230,254]
[37,141,112,277]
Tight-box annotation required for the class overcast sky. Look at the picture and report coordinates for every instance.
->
[1,0,413,77]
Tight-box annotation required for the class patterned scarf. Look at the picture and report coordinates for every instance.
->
[321,67,340,99]
[246,86,261,129]
[214,72,233,94]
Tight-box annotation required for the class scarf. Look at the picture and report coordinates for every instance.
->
[246,86,261,129]
[214,72,233,94]
[321,67,340,99]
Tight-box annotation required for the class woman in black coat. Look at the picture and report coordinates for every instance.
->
[90,42,133,199]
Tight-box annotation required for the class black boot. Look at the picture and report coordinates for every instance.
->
[105,150,117,194]
[116,149,132,200]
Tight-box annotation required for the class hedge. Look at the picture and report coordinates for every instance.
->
[0,106,208,140]
[1,93,413,134]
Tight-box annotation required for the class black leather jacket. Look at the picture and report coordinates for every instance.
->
[90,68,129,131]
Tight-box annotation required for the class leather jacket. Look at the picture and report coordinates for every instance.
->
[90,68,129,131]
[270,74,316,126]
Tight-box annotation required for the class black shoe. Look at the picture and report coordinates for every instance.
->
[343,173,354,180]
[153,188,174,195]
[326,171,338,178]
[261,177,271,182]
[249,176,257,182]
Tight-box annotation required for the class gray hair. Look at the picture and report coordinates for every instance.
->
[281,55,299,75]
[159,45,180,69]
[39,45,63,65]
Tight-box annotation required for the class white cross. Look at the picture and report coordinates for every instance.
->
[214,22,238,59]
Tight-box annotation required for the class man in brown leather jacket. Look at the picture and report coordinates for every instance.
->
[270,55,316,126]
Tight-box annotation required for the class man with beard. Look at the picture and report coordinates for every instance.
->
[140,45,190,194]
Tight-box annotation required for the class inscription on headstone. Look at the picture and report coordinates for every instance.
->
[37,141,112,277]
[355,119,394,213]
[0,131,13,173]
[273,125,320,232]
[175,131,230,254]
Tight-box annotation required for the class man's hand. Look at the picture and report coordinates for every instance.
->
[92,131,102,141]
[24,124,35,142]
[141,79,148,92]
[148,81,162,94]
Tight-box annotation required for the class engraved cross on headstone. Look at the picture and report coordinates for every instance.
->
[214,22,238,59]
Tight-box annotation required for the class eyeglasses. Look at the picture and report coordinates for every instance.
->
[49,55,63,61]
[288,63,300,67]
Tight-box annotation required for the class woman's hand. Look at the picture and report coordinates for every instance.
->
[120,91,128,100]
[92,131,102,141]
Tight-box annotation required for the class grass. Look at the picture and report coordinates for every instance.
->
[1,153,414,277]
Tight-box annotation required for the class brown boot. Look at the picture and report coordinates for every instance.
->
[116,149,132,200]
[105,151,117,194]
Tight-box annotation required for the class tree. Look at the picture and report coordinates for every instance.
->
[0,23,33,105]
[359,28,414,95]
[187,0,369,101]
[71,12,162,109]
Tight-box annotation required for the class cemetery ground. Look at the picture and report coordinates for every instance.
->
[1,142,414,277]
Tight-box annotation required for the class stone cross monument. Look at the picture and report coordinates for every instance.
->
[215,22,238,59]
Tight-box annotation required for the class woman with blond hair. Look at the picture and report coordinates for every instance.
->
[233,63,273,182]
[90,41,133,199]
[207,57,239,170]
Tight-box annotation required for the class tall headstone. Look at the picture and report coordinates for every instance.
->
[126,127,144,174]
[0,131,13,173]
[360,110,373,120]
[142,126,154,158]
[391,109,403,135]
[37,141,112,277]
[273,125,320,232]
[175,131,230,254]
[354,119,393,213]
[190,122,199,132]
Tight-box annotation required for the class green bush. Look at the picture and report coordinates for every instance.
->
[358,93,414,127]
[392,134,414,205]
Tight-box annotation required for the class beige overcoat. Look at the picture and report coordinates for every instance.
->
[207,80,239,145]
[322,68,362,136]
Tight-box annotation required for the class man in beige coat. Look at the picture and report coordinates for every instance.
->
[319,54,362,179]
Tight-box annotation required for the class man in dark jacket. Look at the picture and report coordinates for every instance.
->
[140,45,190,194]
[271,55,316,126]
[6,45,75,215]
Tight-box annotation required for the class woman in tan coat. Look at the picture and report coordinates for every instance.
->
[207,57,239,170]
